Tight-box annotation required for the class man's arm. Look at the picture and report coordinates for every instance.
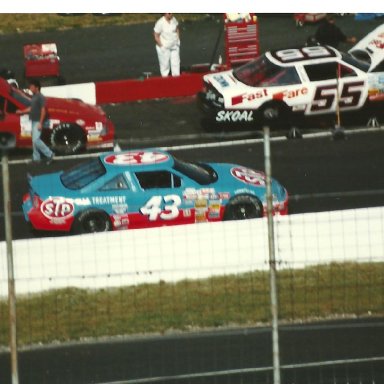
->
[16,106,31,115]
[154,31,162,47]
[346,36,357,44]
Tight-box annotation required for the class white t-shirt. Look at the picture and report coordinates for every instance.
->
[154,16,180,49]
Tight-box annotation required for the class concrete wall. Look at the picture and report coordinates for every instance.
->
[1,206,383,296]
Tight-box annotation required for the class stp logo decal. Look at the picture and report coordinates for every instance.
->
[104,151,169,165]
[231,167,266,186]
[41,197,74,219]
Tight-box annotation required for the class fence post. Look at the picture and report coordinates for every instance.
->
[1,151,19,384]
[263,126,281,384]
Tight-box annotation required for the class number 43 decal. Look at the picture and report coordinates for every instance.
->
[140,195,181,221]
[311,81,365,112]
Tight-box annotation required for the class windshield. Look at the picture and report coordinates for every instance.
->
[233,54,301,87]
[61,158,106,190]
[173,158,217,185]
[10,87,31,107]
[341,52,370,72]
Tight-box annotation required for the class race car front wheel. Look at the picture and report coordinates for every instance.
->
[50,123,86,155]
[260,102,290,130]
[223,195,263,221]
[72,209,112,234]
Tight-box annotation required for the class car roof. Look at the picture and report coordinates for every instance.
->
[100,149,175,172]
[266,45,341,67]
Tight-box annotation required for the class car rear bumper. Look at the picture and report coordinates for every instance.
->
[22,193,73,232]
[86,119,115,149]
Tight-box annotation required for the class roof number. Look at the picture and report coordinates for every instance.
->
[104,151,169,165]
[276,46,332,62]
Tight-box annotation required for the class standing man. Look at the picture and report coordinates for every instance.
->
[315,14,356,48]
[17,79,54,163]
[153,13,180,77]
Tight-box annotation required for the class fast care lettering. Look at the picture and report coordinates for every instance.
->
[273,87,308,100]
[216,110,254,122]
[232,89,268,106]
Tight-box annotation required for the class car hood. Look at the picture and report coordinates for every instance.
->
[349,23,384,72]
[209,162,287,201]
[204,71,240,92]
[45,97,106,119]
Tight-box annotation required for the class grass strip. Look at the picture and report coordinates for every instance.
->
[1,262,383,347]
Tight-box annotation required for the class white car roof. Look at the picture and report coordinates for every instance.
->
[266,46,341,67]
[349,23,384,71]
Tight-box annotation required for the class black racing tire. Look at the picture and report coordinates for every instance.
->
[223,195,263,221]
[50,123,85,155]
[259,101,290,130]
[0,132,16,149]
[72,209,112,234]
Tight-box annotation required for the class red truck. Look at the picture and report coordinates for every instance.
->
[0,78,115,154]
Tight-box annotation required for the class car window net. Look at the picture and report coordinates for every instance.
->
[135,171,173,190]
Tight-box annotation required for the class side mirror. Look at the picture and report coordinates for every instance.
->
[0,133,16,150]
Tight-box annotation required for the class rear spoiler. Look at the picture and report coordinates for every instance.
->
[348,24,384,72]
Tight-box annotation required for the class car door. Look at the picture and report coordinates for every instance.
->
[91,172,133,230]
[129,169,193,229]
[0,95,29,146]
[303,61,366,115]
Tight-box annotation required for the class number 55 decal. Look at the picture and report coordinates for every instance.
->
[140,195,181,221]
[310,81,365,113]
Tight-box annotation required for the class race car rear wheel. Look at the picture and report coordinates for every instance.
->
[223,195,263,221]
[72,209,112,234]
[50,123,86,155]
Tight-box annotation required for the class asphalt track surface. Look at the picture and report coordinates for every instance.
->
[1,318,384,384]
[1,14,384,384]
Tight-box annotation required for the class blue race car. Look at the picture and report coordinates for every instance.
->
[22,149,288,234]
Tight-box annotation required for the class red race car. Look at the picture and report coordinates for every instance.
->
[0,78,115,154]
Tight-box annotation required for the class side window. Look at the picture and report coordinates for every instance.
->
[100,174,129,191]
[0,96,4,115]
[304,62,338,81]
[135,171,181,190]
[260,67,301,86]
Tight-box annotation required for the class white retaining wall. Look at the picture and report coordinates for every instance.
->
[42,82,96,105]
[1,206,383,296]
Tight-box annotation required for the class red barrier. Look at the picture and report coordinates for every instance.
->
[95,72,206,104]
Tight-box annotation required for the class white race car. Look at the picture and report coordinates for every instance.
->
[198,24,384,129]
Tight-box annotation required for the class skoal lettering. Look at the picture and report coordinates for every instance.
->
[216,110,254,122]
